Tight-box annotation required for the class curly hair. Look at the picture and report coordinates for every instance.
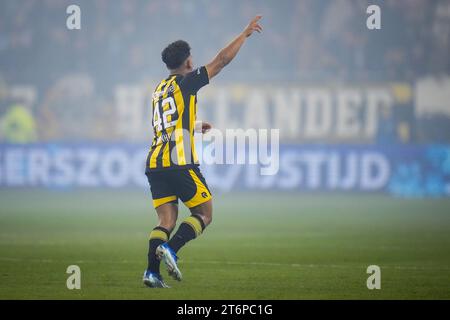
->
[161,40,191,70]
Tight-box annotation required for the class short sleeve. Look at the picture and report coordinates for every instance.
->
[179,66,209,94]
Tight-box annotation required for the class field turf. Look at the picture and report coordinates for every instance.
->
[0,190,449,299]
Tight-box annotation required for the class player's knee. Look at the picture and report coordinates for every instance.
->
[156,203,178,232]
[157,215,177,232]
[190,201,213,227]
[202,213,212,226]
[158,220,176,233]
[192,212,212,227]
[200,206,213,226]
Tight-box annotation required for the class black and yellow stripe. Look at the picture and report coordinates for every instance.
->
[148,76,176,169]
[149,227,170,242]
[147,75,199,171]
[183,215,204,237]
[184,169,212,208]
[153,195,177,209]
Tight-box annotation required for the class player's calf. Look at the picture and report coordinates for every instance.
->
[190,200,213,227]
[147,226,171,276]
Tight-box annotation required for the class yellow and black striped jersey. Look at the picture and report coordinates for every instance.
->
[146,66,209,171]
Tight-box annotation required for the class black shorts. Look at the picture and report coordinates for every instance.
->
[146,166,212,209]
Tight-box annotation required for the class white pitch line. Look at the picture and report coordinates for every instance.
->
[181,260,450,271]
[0,256,449,271]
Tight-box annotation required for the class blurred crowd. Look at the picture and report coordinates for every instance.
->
[1,0,450,83]
[0,0,449,143]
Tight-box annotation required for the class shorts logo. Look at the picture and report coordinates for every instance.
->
[201,192,208,198]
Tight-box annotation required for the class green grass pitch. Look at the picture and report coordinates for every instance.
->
[0,190,450,299]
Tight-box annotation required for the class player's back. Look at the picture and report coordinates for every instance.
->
[146,66,210,172]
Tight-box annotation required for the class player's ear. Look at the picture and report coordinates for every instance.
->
[186,56,193,71]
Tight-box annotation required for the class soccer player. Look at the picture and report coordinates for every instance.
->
[143,16,263,288]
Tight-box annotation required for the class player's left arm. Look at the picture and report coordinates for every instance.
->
[195,120,212,134]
